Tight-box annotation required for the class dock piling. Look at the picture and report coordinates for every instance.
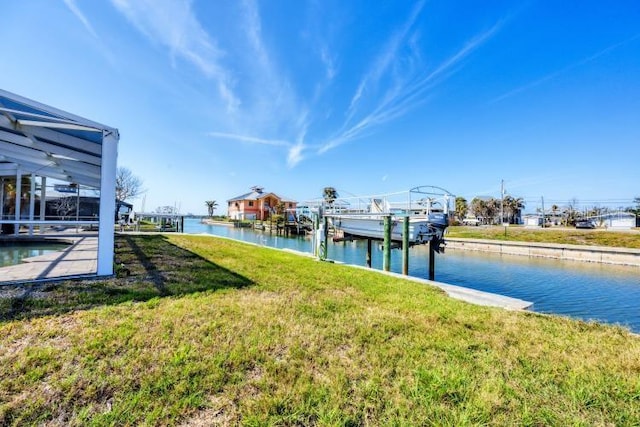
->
[428,239,435,280]
[383,215,391,271]
[402,216,409,275]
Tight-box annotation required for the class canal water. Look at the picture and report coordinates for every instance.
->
[185,219,640,333]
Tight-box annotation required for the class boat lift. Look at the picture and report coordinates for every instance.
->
[310,186,454,280]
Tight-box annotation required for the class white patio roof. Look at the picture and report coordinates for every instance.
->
[0,89,118,188]
[0,88,119,277]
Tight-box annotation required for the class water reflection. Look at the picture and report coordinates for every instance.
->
[0,244,67,268]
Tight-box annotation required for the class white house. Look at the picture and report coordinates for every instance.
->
[592,212,637,230]
[523,215,542,227]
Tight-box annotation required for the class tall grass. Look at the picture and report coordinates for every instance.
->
[1,234,638,425]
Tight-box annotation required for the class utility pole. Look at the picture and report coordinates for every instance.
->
[541,196,545,228]
[500,179,504,224]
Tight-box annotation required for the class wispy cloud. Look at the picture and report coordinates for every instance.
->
[207,131,308,169]
[490,33,640,104]
[320,45,337,81]
[209,101,310,168]
[287,143,305,168]
[63,0,98,38]
[242,0,271,73]
[206,0,310,167]
[110,0,240,111]
[347,0,426,118]
[206,3,503,168]
[286,117,310,168]
[320,20,504,155]
[62,0,121,67]
[207,132,290,147]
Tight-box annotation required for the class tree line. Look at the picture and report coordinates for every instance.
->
[454,196,525,225]
[455,196,640,226]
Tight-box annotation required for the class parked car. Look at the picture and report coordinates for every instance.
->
[575,220,595,229]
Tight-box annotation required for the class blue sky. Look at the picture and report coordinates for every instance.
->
[2,0,639,214]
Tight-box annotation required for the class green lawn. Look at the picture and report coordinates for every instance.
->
[447,226,640,248]
[1,234,638,425]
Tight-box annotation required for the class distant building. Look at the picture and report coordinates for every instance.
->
[462,215,480,226]
[523,215,543,228]
[227,186,297,221]
[590,211,637,230]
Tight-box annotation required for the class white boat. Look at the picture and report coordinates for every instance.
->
[314,186,453,252]
[331,212,448,244]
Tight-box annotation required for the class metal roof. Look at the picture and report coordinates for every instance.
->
[0,89,119,188]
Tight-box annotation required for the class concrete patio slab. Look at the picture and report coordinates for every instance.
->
[0,236,98,284]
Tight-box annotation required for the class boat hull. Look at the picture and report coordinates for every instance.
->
[332,216,445,244]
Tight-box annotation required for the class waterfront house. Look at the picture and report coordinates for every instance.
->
[227,186,297,221]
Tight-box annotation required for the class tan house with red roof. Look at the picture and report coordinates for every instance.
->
[227,186,297,221]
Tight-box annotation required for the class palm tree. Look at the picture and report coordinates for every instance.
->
[471,197,502,225]
[272,201,287,226]
[486,198,500,224]
[322,187,338,207]
[503,196,525,224]
[470,197,483,223]
[454,197,468,222]
[205,200,218,217]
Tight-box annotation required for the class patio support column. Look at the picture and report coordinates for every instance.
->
[0,178,4,220]
[14,169,22,235]
[75,183,80,233]
[97,130,119,276]
[28,174,36,235]
[39,177,46,233]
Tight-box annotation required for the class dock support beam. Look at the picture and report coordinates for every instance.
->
[402,216,409,275]
[428,239,436,281]
[323,216,329,260]
[383,215,391,271]
[366,239,372,268]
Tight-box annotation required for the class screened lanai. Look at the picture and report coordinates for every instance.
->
[0,89,119,278]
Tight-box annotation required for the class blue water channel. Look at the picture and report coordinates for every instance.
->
[184,219,640,333]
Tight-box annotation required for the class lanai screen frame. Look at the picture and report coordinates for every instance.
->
[0,89,119,276]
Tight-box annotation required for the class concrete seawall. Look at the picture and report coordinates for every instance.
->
[446,238,640,267]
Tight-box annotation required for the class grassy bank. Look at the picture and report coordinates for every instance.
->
[447,226,640,248]
[1,235,639,425]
